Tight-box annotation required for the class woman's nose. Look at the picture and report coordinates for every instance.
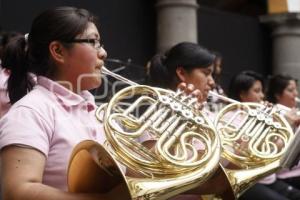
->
[260,92,265,100]
[98,46,107,60]
[208,75,215,88]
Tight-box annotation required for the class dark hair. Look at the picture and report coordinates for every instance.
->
[228,70,264,101]
[146,42,215,89]
[2,7,97,104]
[0,31,22,59]
[266,74,297,104]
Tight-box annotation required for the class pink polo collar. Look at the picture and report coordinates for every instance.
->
[37,76,96,112]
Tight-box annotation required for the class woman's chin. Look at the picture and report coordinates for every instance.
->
[81,77,102,91]
[291,102,297,108]
[91,78,102,89]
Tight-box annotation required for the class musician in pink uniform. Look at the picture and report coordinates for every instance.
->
[0,6,117,200]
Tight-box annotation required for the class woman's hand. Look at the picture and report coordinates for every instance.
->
[177,82,204,110]
[285,108,300,127]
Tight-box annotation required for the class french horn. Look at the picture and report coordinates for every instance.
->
[67,67,221,199]
[68,65,296,200]
[214,102,294,199]
[200,92,295,199]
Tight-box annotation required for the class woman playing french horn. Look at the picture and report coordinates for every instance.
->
[146,42,218,200]
[0,6,117,200]
[0,7,211,200]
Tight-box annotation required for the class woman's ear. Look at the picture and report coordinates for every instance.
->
[275,93,281,103]
[176,67,188,82]
[49,41,66,64]
[239,92,246,102]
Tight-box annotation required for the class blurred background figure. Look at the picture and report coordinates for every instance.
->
[226,71,299,200]
[239,73,300,200]
[0,67,10,118]
[265,74,300,199]
[228,70,265,103]
[0,31,22,118]
[266,74,300,129]
[206,52,227,113]
[212,51,224,96]
[266,74,298,109]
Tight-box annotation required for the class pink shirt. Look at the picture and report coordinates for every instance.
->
[0,76,106,191]
[0,68,11,118]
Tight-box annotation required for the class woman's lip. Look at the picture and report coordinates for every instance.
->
[95,63,103,70]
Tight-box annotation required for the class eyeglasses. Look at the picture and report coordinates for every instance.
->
[65,38,104,50]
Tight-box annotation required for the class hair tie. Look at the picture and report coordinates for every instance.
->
[24,33,29,43]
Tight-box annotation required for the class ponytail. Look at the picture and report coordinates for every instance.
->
[147,54,174,89]
[2,7,98,104]
[2,35,34,104]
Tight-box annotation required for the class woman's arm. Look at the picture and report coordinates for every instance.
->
[1,146,122,200]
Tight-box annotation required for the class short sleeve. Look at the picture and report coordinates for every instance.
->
[0,105,53,157]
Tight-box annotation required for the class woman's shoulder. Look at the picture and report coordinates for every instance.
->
[10,86,58,117]
[17,85,54,103]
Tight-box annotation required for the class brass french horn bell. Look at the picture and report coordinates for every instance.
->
[67,66,221,199]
